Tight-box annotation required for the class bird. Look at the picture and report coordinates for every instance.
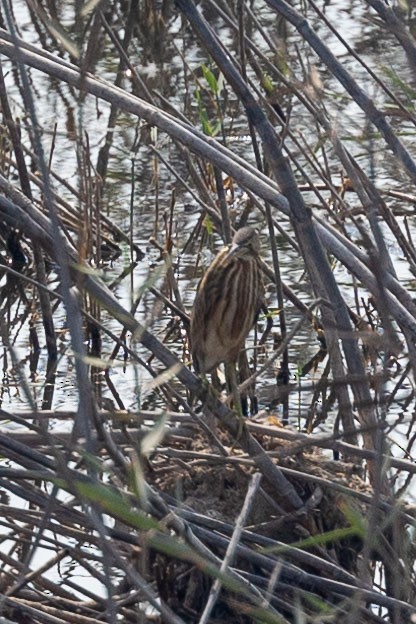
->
[190,226,264,414]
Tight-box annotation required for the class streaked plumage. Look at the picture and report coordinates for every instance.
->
[190,227,264,374]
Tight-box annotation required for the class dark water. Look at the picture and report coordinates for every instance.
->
[2,0,416,432]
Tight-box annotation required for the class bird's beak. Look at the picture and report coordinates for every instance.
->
[226,242,240,258]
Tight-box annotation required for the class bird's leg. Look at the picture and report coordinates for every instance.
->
[238,350,257,416]
[226,361,248,450]
[189,370,211,411]
[225,362,243,417]
[211,368,224,394]
[224,361,245,448]
[189,371,220,437]
[197,373,219,435]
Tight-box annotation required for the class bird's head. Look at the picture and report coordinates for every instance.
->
[227,226,261,258]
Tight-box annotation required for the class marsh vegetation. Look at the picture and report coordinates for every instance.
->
[0,1,416,622]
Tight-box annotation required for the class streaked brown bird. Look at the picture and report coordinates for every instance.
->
[190,227,264,412]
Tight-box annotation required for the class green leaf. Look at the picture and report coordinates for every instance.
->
[201,63,219,94]
[382,66,416,102]
[74,479,160,530]
[261,73,274,95]
[195,87,213,136]
[203,214,214,236]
